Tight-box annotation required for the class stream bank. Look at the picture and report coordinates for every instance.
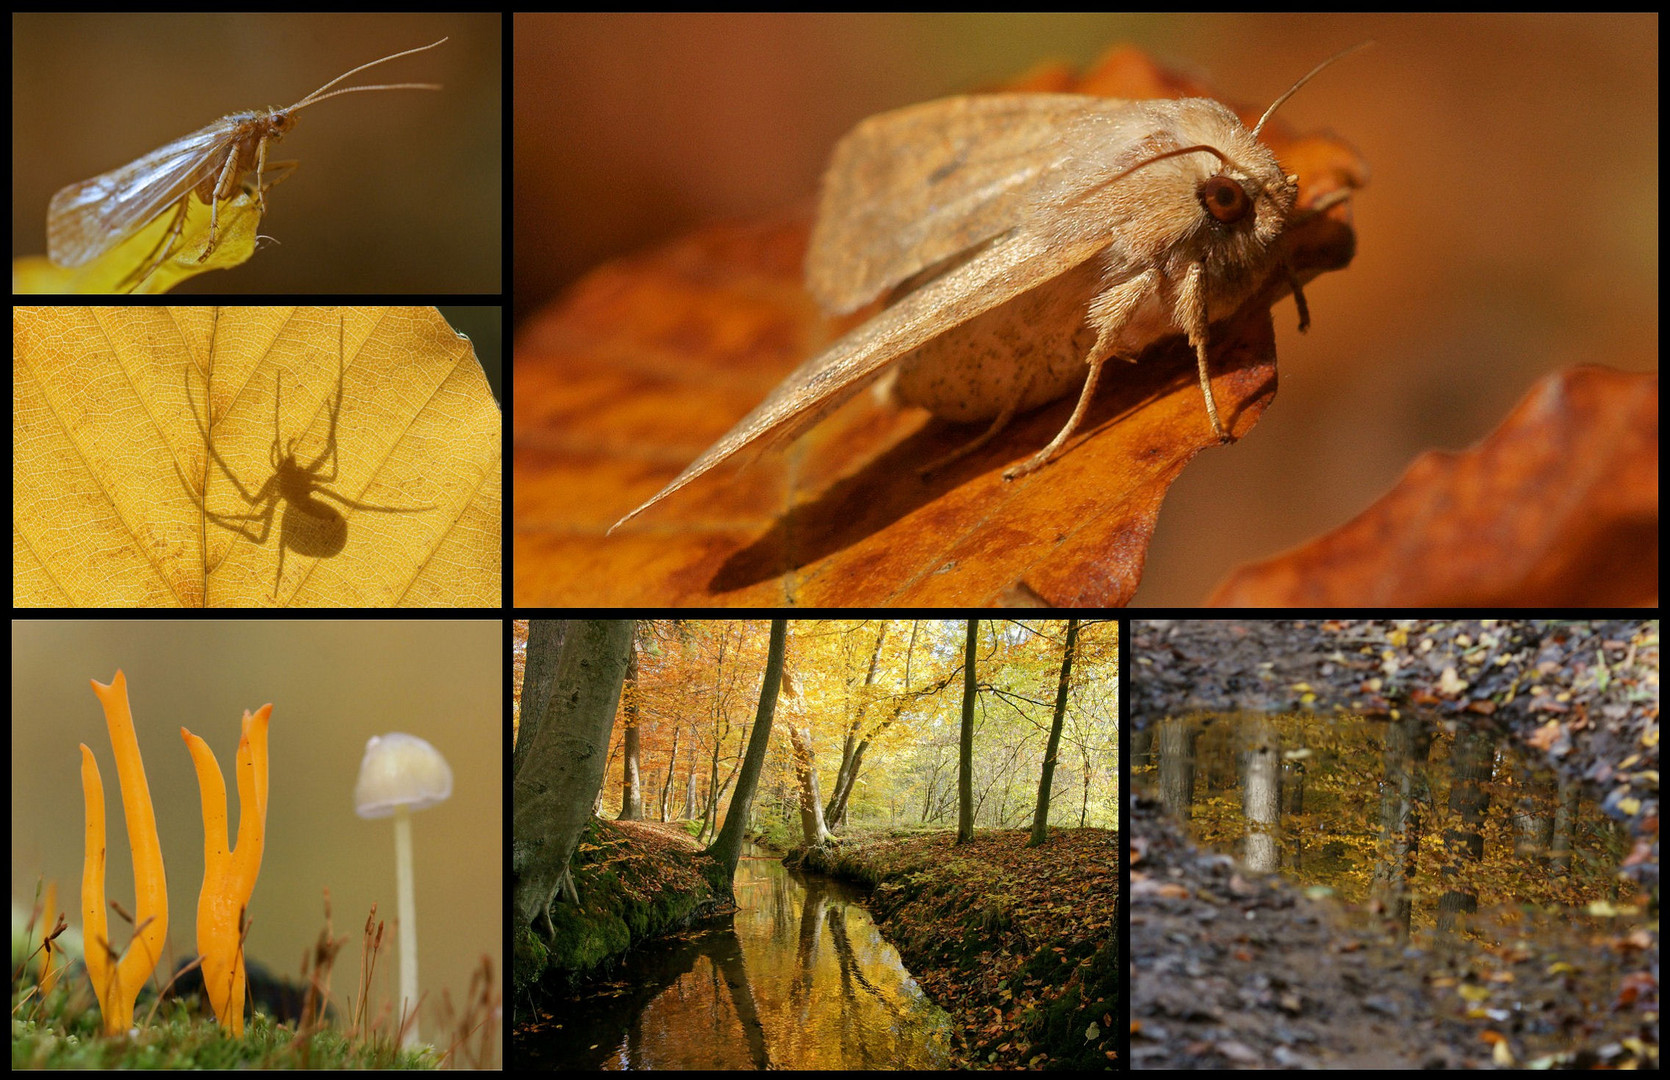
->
[516,828,953,1069]
[792,827,1121,1070]
[514,818,722,1009]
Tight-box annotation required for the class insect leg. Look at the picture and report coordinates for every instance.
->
[1174,262,1230,441]
[119,199,192,291]
[253,133,270,218]
[1003,356,1108,480]
[919,364,1037,477]
[198,142,243,262]
[1282,258,1311,333]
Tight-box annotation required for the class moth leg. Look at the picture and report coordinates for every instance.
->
[198,142,243,262]
[1004,355,1107,480]
[919,397,1022,478]
[1283,257,1311,332]
[1174,261,1231,442]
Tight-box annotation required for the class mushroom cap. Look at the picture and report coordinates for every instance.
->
[354,733,453,819]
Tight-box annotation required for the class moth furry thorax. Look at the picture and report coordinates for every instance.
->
[608,47,1364,535]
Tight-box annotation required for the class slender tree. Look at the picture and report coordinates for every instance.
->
[512,620,635,934]
[1029,618,1080,846]
[706,619,788,890]
[956,619,978,845]
[617,635,643,819]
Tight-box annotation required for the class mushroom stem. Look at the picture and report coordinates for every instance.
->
[394,804,418,1048]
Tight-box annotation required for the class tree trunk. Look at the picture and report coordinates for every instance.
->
[956,620,978,845]
[706,620,788,890]
[618,638,643,820]
[823,624,887,830]
[684,764,698,820]
[513,620,568,781]
[1437,727,1495,931]
[512,619,635,932]
[788,723,834,847]
[659,726,680,822]
[1029,619,1079,846]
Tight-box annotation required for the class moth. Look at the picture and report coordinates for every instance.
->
[46,37,447,273]
[609,46,1364,535]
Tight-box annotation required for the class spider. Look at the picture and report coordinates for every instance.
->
[179,317,436,599]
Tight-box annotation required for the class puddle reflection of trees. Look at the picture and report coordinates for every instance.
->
[1137,712,1633,940]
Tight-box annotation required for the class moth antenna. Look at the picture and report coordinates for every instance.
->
[1252,41,1372,140]
[1109,143,1229,186]
[287,37,448,111]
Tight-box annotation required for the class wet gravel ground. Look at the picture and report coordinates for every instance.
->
[1130,793,1460,1069]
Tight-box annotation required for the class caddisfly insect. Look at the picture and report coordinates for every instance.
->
[47,37,447,272]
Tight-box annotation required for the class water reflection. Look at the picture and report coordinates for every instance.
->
[526,844,952,1070]
[1133,714,1635,939]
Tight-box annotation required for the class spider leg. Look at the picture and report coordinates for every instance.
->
[312,486,438,514]
[302,316,345,481]
[184,359,269,508]
[172,457,274,543]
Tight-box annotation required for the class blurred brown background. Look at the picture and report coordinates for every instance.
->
[516,14,1657,605]
[13,13,502,294]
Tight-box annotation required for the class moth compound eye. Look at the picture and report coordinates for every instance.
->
[1198,175,1251,224]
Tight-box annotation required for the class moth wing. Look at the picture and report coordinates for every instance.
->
[48,122,234,267]
[610,227,1111,532]
[807,94,1129,314]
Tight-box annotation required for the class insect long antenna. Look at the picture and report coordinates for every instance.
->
[290,82,443,111]
[1252,40,1372,139]
[287,37,447,111]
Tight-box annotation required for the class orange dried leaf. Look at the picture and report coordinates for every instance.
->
[1208,367,1657,606]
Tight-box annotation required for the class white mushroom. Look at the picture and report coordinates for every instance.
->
[354,733,452,1050]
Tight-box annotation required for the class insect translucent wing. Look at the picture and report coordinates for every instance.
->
[47,121,236,267]
[807,94,1131,314]
[610,227,1112,532]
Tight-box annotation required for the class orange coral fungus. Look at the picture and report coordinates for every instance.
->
[81,670,169,1034]
[181,702,271,1037]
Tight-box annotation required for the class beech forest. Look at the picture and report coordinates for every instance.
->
[513,619,1121,1071]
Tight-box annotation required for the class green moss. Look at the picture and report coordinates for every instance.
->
[546,902,630,974]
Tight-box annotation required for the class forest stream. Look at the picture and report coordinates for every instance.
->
[520,842,954,1070]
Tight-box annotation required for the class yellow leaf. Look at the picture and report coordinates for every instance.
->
[1585,901,1619,917]
[1493,1039,1516,1067]
[1458,984,1492,1002]
[15,185,267,295]
[14,307,501,606]
[1545,961,1575,975]
[1618,797,1642,815]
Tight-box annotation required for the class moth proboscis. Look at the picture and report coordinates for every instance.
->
[608,43,1367,535]
[46,37,448,274]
